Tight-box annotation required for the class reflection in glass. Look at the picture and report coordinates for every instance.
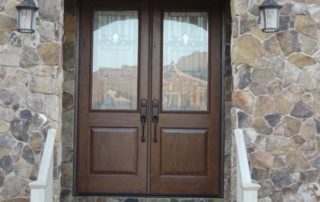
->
[92,11,138,110]
[162,12,208,111]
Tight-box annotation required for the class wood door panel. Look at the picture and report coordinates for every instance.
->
[90,128,138,174]
[160,128,207,176]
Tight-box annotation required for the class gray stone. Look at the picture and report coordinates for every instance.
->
[0,169,4,187]
[264,114,281,127]
[266,136,291,155]
[268,79,282,95]
[39,21,56,42]
[291,101,313,118]
[0,133,19,157]
[0,155,13,174]
[270,168,292,188]
[279,16,290,31]
[39,0,62,21]
[237,65,252,89]
[311,156,320,169]
[250,82,268,95]
[314,117,320,134]
[270,58,285,79]
[0,31,9,45]
[0,47,21,67]
[285,150,311,172]
[7,32,22,48]
[263,36,282,58]
[258,180,275,198]
[0,175,29,198]
[252,168,269,181]
[270,190,283,202]
[0,89,19,107]
[300,34,318,55]
[252,68,275,84]
[10,118,31,142]
[283,63,301,88]
[20,109,33,120]
[239,13,256,34]
[298,118,317,141]
[20,46,40,68]
[277,30,301,56]
[237,111,250,128]
[300,170,319,183]
[21,145,35,164]
[283,84,304,103]
[292,135,306,148]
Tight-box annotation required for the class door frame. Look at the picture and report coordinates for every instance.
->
[73,0,226,197]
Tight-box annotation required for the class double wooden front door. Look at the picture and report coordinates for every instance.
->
[77,0,222,196]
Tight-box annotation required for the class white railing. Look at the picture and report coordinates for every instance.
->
[29,128,56,202]
[234,129,260,202]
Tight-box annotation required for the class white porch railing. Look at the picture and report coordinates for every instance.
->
[29,128,56,202]
[234,129,260,202]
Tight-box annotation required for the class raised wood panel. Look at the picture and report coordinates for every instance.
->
[160,128,208,176]
[90,128,138,174]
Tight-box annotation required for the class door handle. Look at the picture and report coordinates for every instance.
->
[140,99,147,142]
[152,99,159,143]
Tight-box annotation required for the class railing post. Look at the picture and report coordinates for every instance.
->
[234,129,260,202]
[29,128,56,202]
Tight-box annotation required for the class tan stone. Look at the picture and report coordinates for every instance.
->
[300,34,318,55]
[250,150,274,169]
[0,48,21,67]
[30,77,58,94]
[233,90,254,113]
[250,27,272,41]
[14,159,32,178]
[254,96,273,116]
[0,13,16,32]
[298,118,316,140]
[287,52,316,69]
[233,35,263,66]
[282,116,301,137]
[283,84,304,103]
[274,94,293,115]
[4,0,18,17]
[296,15,318,39]
[285,150,310,172]
[37,42,60,65]
[0,119,9,133]
[266,136,291,155]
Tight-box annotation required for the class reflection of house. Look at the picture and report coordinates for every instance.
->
[163,52,208,110]
[92,66,137,109]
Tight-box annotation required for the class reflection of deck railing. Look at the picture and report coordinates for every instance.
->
[29,129,56,202]
[234,129,260,202]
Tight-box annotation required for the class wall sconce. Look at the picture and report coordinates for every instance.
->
[16,0,38,33]
[259,0,282,33]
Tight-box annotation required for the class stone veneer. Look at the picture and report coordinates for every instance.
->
[0,0,64,201]
[0,0,319,201]
[231,0,320,201]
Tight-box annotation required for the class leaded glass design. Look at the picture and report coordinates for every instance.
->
[162,12,209,111]
[92,11,138,110]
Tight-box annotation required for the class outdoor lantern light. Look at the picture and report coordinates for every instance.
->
[16,0,38,33]
[259,0,282,33]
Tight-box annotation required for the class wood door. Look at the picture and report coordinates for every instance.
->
[76,0,223,196]
[77,0,150,194]
[150,0,223,196]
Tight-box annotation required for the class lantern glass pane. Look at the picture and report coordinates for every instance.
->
[18,9,33,30]
[265,8,278,29]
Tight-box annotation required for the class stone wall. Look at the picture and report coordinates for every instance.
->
[231,0,320,201]
[0,0,64,201]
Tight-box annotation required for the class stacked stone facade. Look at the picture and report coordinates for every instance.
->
[0,0,64,201]
[0,0,319,201]
[231,0,320,201]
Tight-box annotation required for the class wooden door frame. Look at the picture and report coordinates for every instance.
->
[73,0,226,197]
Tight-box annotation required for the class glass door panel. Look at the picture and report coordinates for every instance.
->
[162,12,209,111]
[92,11,139,110]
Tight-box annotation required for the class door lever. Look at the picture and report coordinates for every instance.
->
[152,99,159,143]
[140,99,147,142]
